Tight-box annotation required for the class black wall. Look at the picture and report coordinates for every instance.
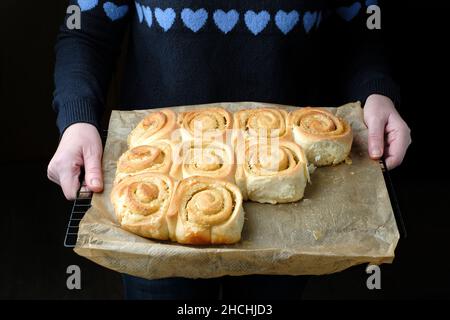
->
[1,0,449,299]
[2,1,64,161]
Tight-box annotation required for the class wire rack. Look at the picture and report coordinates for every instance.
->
[64,185,93,248]
[63,152,407,248]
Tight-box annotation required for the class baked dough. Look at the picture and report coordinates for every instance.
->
[178,107,232,142]
[172,140,235,182]
[112,104,356,242]
[128,109,178,148]
[289,107,353,166]
[232,108,290,145]
[111,172,174,240]
[115,140,176,184]
[235,139,309,204]
[167,176,245,244]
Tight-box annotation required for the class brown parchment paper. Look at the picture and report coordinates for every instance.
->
[74,102,399,279]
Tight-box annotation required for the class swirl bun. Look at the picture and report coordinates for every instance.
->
[179,108,232,142]
[172,141,235,182]
[111,173,174,240]
[235,139,309,204]
[167,176,245,244]
[289,107,353,166]
[128,109,178,148]
[115,140,176,184]
[233,108,290,144]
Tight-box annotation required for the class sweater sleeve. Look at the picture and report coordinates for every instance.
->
[53,0,131,134]
[326,0,400,107]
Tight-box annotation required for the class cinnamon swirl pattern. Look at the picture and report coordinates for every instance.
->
[167,176,245,245]
[111,173,175,240]
[289,107,353,166]
[112,104,357,243]
[128,109,178,148]
[235,140,309,204]
[172,141,235,182]
[178,108,232,142]
[233,108,290,144]
[115,140,176,184]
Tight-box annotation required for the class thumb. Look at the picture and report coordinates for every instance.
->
[83,145,103,192]
[366,115,387,159]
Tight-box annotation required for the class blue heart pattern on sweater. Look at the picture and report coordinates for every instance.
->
[131,3,365,33]
[142,6,152,27]
[316,11,323,29]
[135,1,143,23]
[337,2,362,22]
[155,8,176,31]
[213,10,239,34]
[103,2,128,21]
[181,8,208,32]
[303,11,317,33]
[78,0,98,12]
[275,10,299,35]
[244,11,270,35]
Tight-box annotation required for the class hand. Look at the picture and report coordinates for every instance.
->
[47,123,103,200]
[364,94,411,170]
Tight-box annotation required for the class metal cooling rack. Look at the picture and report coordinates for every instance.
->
[64,185,93,248]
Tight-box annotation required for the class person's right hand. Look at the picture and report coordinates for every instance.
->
[47,123,103,200]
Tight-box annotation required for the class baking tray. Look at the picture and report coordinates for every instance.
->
[64,150,406,249]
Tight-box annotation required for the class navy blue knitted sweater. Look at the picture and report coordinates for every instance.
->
[53,0,399,133]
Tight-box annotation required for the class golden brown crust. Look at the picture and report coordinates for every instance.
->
[110,172,174,240]
[171,140,235,182]
[235,139,309,203]
[288,107,353,166]
[167,176,245,244]
[288,107,351,141]
[232,108,290,145]
[179,107,232,142]
[112,105,354,242]
[128,109,178,148]
[115,140,177,184]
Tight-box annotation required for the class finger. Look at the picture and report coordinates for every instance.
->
[47,165,59,184]
[384,131,411,170]
[59,171,81,200]
[366,116,387,159]
[83,145,103,192]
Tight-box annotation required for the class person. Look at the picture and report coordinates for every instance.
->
[47,0,411,299]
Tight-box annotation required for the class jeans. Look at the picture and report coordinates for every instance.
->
[122,274,309,300]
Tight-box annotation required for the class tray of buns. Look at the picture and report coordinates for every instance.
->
[69,102,401,279]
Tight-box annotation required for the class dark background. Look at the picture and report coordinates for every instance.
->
[1,0,449,299]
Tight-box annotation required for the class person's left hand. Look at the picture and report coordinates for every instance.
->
[363,94,411,170]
